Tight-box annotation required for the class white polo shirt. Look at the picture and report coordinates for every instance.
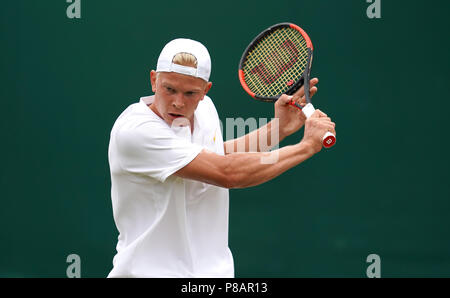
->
[107,95,234,277]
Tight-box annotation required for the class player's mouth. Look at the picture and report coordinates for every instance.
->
[168,112,185,119]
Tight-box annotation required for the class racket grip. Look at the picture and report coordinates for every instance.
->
[302,103,336,148]
[322,131,336,148]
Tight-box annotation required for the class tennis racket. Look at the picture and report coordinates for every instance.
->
[238,22,336,148]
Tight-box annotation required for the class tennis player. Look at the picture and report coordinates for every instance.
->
[107,38,336,277]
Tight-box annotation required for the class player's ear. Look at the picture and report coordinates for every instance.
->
[150,70,157,93]
[203,81,212,96]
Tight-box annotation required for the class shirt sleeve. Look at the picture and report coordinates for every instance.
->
[114,121,203,182]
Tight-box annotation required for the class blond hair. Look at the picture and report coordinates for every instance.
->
[155,52,198,79]
[171,52,198,68]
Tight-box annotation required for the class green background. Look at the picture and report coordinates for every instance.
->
[1,0,449,277]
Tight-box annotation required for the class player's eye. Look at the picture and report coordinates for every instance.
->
[166,87,176,93]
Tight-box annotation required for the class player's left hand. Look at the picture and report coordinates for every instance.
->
[274,78,319,138]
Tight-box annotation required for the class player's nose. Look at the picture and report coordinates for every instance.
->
[172,94,185,109]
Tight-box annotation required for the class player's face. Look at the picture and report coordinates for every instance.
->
[150,70,212,127]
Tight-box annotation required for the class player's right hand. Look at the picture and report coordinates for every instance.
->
[301,109,336,153]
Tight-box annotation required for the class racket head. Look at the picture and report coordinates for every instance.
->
[238,23,313,102]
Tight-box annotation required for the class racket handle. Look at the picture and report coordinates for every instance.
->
[322,131,336,148]
[289,100,303,110]
[302,103,336,148]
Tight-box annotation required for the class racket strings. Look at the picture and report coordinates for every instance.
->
[243,27,309,97]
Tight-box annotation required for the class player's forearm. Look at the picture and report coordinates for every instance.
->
[224,140,315,189]
[223,119,286,154]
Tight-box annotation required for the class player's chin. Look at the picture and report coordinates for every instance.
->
[167,114,190,128]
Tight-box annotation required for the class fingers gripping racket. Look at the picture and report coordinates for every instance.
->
[238,22,336,148]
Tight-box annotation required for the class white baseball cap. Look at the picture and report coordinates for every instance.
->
[156,38,211,82]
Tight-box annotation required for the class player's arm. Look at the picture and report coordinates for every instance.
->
[223,78,319,154]
[223,119,284,154]
[175,142,313,189]
[175,109,335,189]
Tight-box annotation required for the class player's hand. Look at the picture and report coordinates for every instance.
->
[274,78,319,138]
[301,109,336,153]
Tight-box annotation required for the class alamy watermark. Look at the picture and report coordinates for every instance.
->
[66,253,81,278]
[366,253,381,278]
[66,1,381,20]
[366,0,381,19]
[171,117,280,164]
[66,0,81,19]
[224,117,279,164]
